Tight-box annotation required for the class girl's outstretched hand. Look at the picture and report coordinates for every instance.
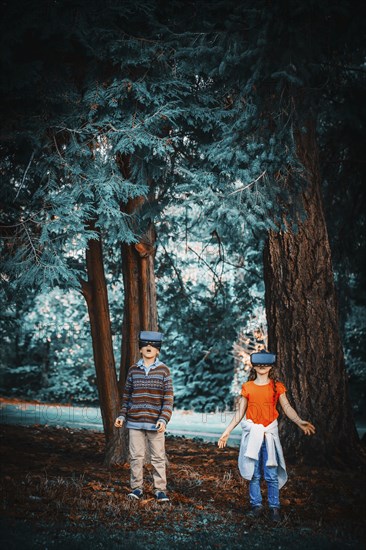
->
[298,420,316,435]
[218,433,229,448]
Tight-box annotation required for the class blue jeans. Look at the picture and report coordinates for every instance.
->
[249,440,280,509]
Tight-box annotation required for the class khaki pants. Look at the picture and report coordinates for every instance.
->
[129,429,167,492]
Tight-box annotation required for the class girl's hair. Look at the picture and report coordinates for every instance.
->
[248,365,279,403]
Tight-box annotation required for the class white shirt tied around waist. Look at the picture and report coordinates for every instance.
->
[238,418,288,489]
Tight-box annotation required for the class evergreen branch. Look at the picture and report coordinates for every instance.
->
[228,170,267,195]
[53,127,83,136]
[53,135,64,160]
[309,62,366,74]
[130,103,175,131]
[137,50,167,84]
[53,135,88,181]
[23,224,41,265]
[212,229,224,273]
[187,245,225,294]
[15,151,35,200]
[212,229,245,271]
[119,31,162,46]
[0,213,41,232]
[160,242,188,299]
[109,104,178,134]
[220,259,246,271]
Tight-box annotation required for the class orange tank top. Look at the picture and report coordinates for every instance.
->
[241,380,287,427]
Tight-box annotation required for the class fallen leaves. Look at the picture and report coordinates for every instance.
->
[1,423,365,545]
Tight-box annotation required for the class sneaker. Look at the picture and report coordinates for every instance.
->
[128,488,143,500]
[269,507,281,522]
[155,490,170,503]
[246,506,263,518]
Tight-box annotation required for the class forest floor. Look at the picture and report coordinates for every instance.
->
[1,424,365,550]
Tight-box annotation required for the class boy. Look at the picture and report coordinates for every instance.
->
[114,331,174,502]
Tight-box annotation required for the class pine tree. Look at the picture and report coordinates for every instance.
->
[177,0,365,463]
[0,0,189,463]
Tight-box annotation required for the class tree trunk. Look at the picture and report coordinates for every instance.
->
[119,205,159,467]
[119,196,158,390]
[81,226,126,465]
[263,122,359,466]
[116,153,159,387]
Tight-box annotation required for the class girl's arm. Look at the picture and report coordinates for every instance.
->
[279,394,316,435]
[218,397,248,448]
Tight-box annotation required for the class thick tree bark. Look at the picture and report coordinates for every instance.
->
[81,226,126,465]
[120,208,158,387]
[263,122,359,465]
[116,154,158,386]
[115,141,159,393]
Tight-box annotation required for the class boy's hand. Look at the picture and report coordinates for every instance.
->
[298,420,316,435]
[114,417,124,428]
[218,432,230,448]
[156,421,166,433]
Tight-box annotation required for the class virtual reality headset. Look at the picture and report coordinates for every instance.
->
[139,331,164,350]
[250,351,276,366]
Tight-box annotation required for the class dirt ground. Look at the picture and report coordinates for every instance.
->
[1,423,365,549]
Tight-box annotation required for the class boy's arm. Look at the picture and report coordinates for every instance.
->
[218,397,248,448]
[157,369,174,427]
[279,393,316,435]
[117,369,133,420]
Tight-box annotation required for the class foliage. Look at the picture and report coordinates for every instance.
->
[1,0,365,412]
[0,283,124,403]
[156,202,264,411]
[0,0,188,291]
[344,305,366,382]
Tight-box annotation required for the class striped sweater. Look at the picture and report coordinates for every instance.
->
[119,360,174,430]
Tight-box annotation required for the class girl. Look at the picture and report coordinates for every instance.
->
[218,351,315,522]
